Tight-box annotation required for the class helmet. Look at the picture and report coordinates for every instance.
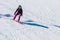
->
[18,5,22,8]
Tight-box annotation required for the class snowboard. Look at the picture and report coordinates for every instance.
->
[11,19,23,24]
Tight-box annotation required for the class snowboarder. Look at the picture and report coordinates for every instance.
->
[13,5,23,22]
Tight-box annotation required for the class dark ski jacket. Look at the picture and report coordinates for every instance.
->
[14,7,23,16]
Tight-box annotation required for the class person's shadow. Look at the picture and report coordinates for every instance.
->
[21,20,48,29]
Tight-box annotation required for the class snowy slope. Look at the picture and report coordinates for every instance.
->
[0,0,60,40]
[0,18,60,40]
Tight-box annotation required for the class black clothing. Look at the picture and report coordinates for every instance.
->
[15,8,23,16]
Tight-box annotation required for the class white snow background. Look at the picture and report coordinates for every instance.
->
[0,0,60,40]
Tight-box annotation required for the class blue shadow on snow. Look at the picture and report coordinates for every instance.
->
[24,20,34,22]
[21,22,48,28]
[0,14,12,18]
[53,25,60,28]
[0,14,3,18]
[3,14,12,17]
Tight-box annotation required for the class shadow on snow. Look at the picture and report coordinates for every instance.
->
[21,20,48,29]
[24,20,34,22]
[0,14,48,29]
[53,25,60,28]
[0,14,12,18]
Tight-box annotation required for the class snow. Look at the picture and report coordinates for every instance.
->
[0,0,60,40]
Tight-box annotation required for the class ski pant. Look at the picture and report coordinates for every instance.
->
[13,13,22,22]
